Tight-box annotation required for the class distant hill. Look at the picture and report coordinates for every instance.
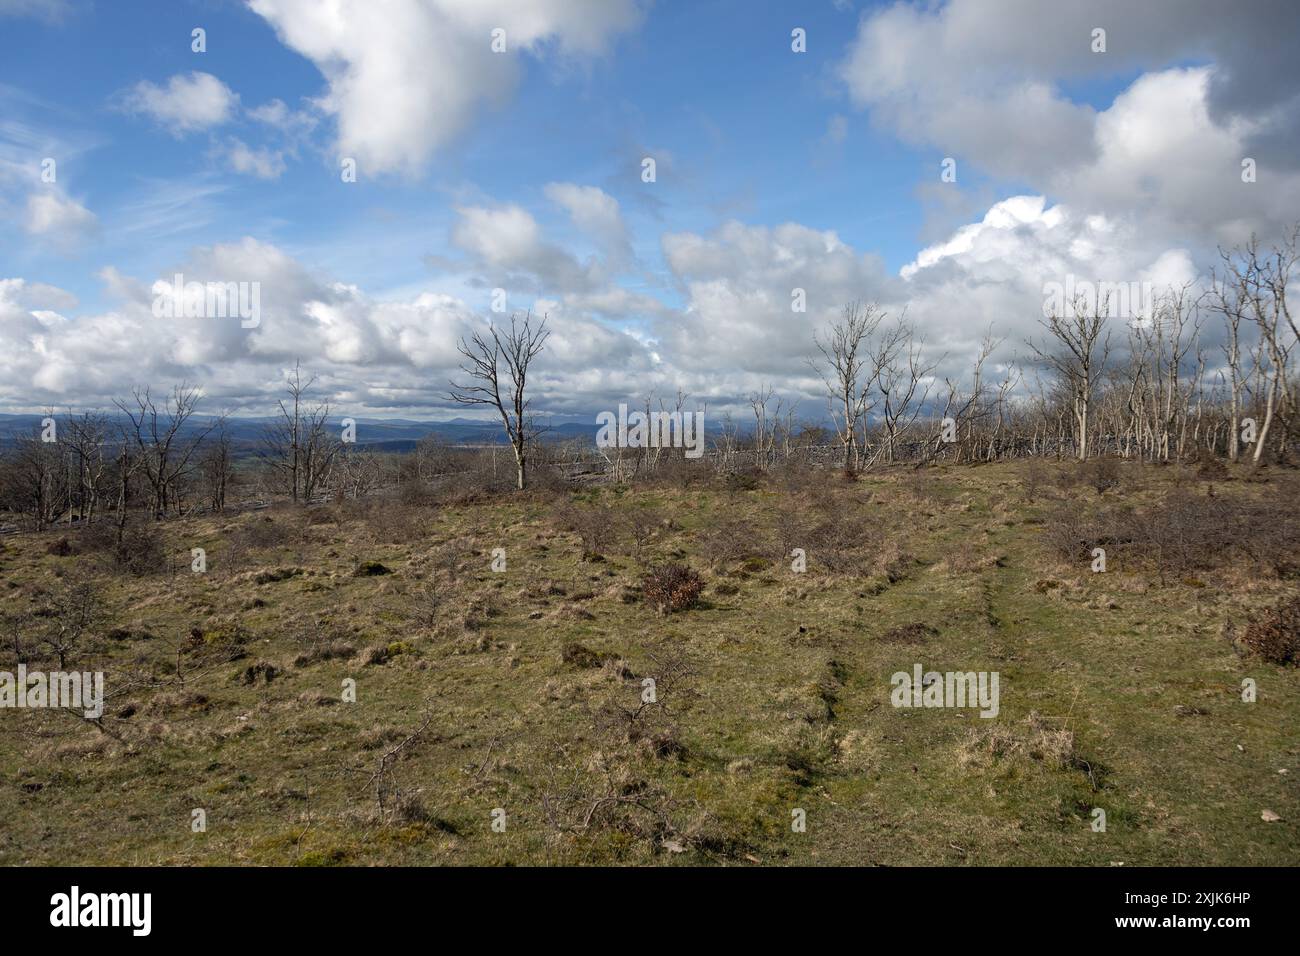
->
[0,413,723,454]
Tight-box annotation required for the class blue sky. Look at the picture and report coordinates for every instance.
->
[2,1,1008,308]
[1,0,1297,418]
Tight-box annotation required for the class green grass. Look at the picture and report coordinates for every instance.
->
[1,460,1296,865]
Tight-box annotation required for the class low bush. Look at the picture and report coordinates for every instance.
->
[642,563,704,614]
[1234,596,1300,666]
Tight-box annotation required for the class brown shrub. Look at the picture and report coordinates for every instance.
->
[722,468,762,494]
[367,503,427,544]
[1082,456,1123,496]
[75,519,168,575]
[237,514,296,550]
[1043,486,1299,581]
[642,563,704,614]
[1019,457,1049,501]
[807,516,878,573]
[1234,596,1300,666]
[1196,448,1230,481]
[554,502,619,559]
[700,516,768,567]
[624,506,663,564]
[113,522,169,575]
[46,537,74,557]
[1040,502,1108,565]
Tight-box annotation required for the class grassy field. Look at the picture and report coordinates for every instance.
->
[1,459,1297,866]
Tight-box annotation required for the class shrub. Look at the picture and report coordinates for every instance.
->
[1019,457,1049,501]
[114,522,168,575]
[624,507,663,564]
[1196,448,1229,480]
[46,537,74,557]
[367,503,426,544]
[561,641,617,669]
[554,502,619,559]
[806,517,878,573]
[75,520,167,575]
[238,515,295,550]
[700,516,767,568]
[642,563,704,614]
[294,639,356,668]
[1083,456,1123,495]
[1040,502,1104,564]
[722,468,762,493]
[1234,596,1300,666]
[771,508,810,565]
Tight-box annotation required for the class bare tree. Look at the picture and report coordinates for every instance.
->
[40,580,101,671]
[1029,293,1112,460]
[63,411,109,525]
[263,361,337,501]
[200,422,234,511]
[114,383,217,517]
[872,316,937,464]
[748,384,786,471]
[1214,230,1296,464]
[1210,259,1251,461]
[3,413,65,530]
[449,312,550,491]
[332,445,383,500]
[809,301,885,471]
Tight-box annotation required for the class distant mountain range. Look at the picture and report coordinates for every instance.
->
[0,413,732,454]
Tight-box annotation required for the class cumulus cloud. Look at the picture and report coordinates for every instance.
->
[451,202,605,294]
[24,190,97,242]
[897,195,1197,355]
[226,139,286,179]
[121,72,238,134]
[246,0,645,175]
[0,237,657,415]
[0,192,1240,420]
[839,0,1300,245]
[655,220,895,386]
[10,0,1297,420]
[544,182,631,264]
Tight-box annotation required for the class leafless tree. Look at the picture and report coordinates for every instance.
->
[63,411,109,525]
[449,312,550,491]
[262,361,337,501]
[3,415,65,530]
[1029,293,1112,460]
[809,301,885,471]
[200,422,234,511]
[748,384,785,471]
[1214,230,1296,464]
[40,580,101,671]
[114,383,217,517]
[872,316,937,464]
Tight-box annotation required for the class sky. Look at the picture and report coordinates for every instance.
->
[1,0,1298,423]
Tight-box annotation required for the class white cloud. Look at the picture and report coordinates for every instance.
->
[839,0,1300,245]
[895,195,1203,378]
[0,195,1233,419]
[122,72,238,134]
[24,190,97,240]
[1049,67,1300,244]
[451,202,603,293]
[656,220,895,380]
[544,182,631,262]
[246,0,645,175]
[227,138,286,179]
[0,238,656,414]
